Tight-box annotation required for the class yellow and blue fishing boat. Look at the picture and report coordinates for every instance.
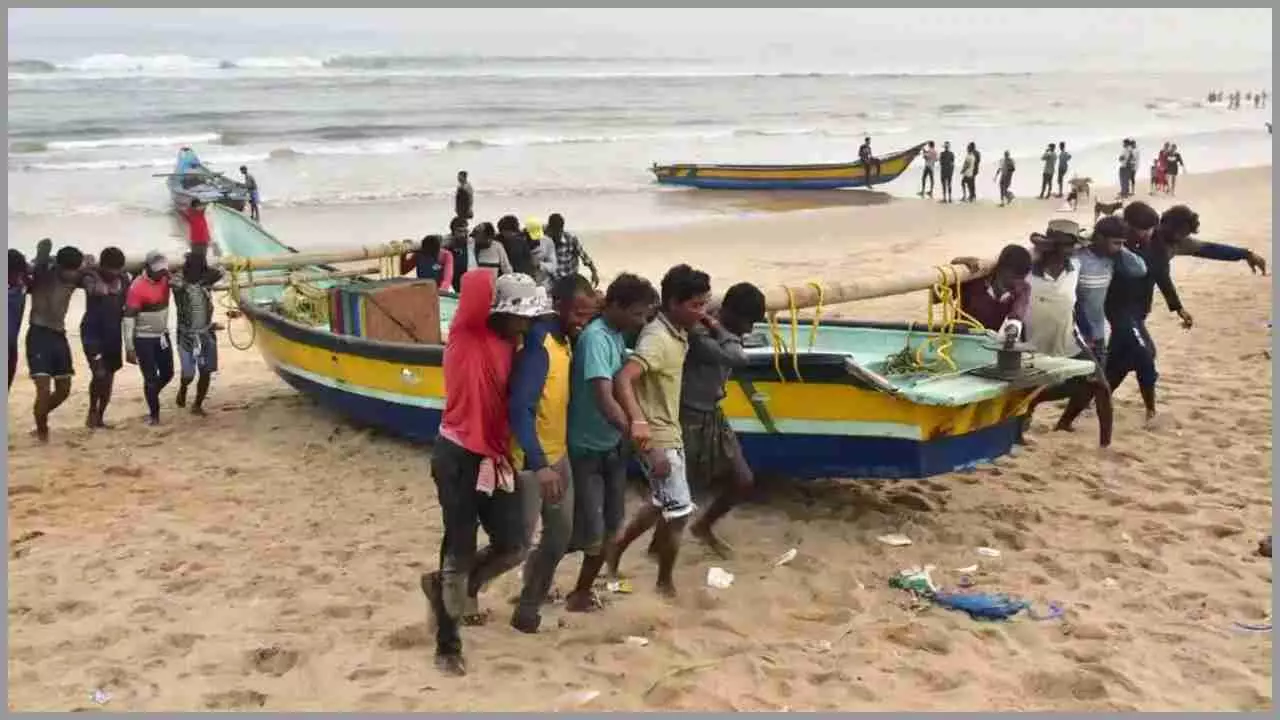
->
[651,142,925,190]
[212,206,1096,480]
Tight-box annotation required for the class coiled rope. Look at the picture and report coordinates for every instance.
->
[766,279,827,383]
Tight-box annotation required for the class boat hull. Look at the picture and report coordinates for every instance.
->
[652,142,926,190]
[244,302,1035,480]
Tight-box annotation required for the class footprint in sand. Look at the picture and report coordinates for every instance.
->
[203,689,267,710]
[247,645,300,677]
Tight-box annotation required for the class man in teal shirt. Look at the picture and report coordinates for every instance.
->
[562,273,656,612]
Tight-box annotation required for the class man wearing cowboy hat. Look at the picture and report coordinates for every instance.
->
[1020,219,1116,447]
[421,269,551,677]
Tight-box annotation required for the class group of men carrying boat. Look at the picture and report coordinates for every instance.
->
[8,241,224,440]
[947,201,1265,448]
[413,231,768,675]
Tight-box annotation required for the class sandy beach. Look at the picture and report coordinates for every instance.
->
[5,166,1273,711]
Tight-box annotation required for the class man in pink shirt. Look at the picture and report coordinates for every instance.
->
[420,269,550,677]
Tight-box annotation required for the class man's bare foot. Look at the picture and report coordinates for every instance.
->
[1053,421,1075,433]
[191,405,207,417]
[565,589,605,613]
[435,653,467,677]
[691,524,734,560]
[31,427,49,443]
[656,580,678,599]
[144,416,160,426]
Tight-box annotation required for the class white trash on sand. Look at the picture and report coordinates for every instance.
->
[706,567,735,589]
[877,534,913,547]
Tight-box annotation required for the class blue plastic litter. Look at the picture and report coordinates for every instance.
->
[1027,601,1065,621]
[931,591,1030,621]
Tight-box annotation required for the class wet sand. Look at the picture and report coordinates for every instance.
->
[5,166,1274,711]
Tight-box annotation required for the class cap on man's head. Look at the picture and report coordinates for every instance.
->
[524,217,544,241]
[491,273,552,318]
[144,250,168,272]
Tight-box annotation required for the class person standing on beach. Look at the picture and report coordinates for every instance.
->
[858,137,881,188]
[542,213,601,288]
[80,247,130,428]
[496,215,538,277]
[124,251,175,426]
[1056,142,1071,198]
[445,217,472,289]
[508,273,597,633]
[680,282,766,558]
[1018,221,1119,448]
[173,251,224,416]
[420,270,549,677]
[180,199,213,258]
[605,264,711,598]
[400,234,455,293]
[944,246,1032,332]
[469,222,514,277]
[960,143,979,202]
[26,239,90,442]
[938,141,956,203]
[455,171,474,222]
[563,273,656,611]
[239,165,260,222]
[919,141,938,198]
[1164,144,1186,195]
[1054,215,1146,438]
[994,151,1016,207]
[8,249,29,390]
[1038,143,1057,199]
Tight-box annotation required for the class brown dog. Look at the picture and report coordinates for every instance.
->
[1093,199,1124,221]
[1064,176,1093,211]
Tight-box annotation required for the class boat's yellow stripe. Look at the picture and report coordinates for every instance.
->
[721,380,1027,438]
[681,154,914,181]
[256,321,446,399]
[256,318,1025,439]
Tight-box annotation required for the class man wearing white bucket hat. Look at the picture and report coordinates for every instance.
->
[421,269,550,677]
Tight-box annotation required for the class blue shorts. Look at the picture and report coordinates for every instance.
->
[639,447,694,521]
[178,331,219,378]
[249,190,260,205]
[26,325,73,379]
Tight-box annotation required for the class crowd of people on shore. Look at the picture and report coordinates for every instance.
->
[8,241,223,440]
[1207,89,1267,109]
[914,137,1194,209]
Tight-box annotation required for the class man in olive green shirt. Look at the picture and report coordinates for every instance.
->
[607,264,710,597]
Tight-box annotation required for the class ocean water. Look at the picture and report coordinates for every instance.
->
[7,50,1273,235]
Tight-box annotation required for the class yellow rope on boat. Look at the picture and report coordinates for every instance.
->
[884,265,986,376]
[806,280,825,351]
[767,309,787,383]
[220,257,257,351]
[785,285,803,382]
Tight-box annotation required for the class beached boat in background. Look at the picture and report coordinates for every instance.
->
[209,205,1096,480]
[650,142,926,190]
[166,147,250,213]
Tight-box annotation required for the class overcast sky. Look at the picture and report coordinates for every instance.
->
[7,8,1273,72]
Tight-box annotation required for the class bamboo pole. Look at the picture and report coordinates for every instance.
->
[122,241,415,275]
[762,258,997,313]
[211,266,378,292]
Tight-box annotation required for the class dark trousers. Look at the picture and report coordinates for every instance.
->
[515,456,574,618]
[940,169,954,200]
[1105,316,1158,391]
[430,436,526,656]
[961,176,976,200]
[1040,172,1053,198]
[134,335,174,419]
[1056,169,1067,196]
[920,167,935,195]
